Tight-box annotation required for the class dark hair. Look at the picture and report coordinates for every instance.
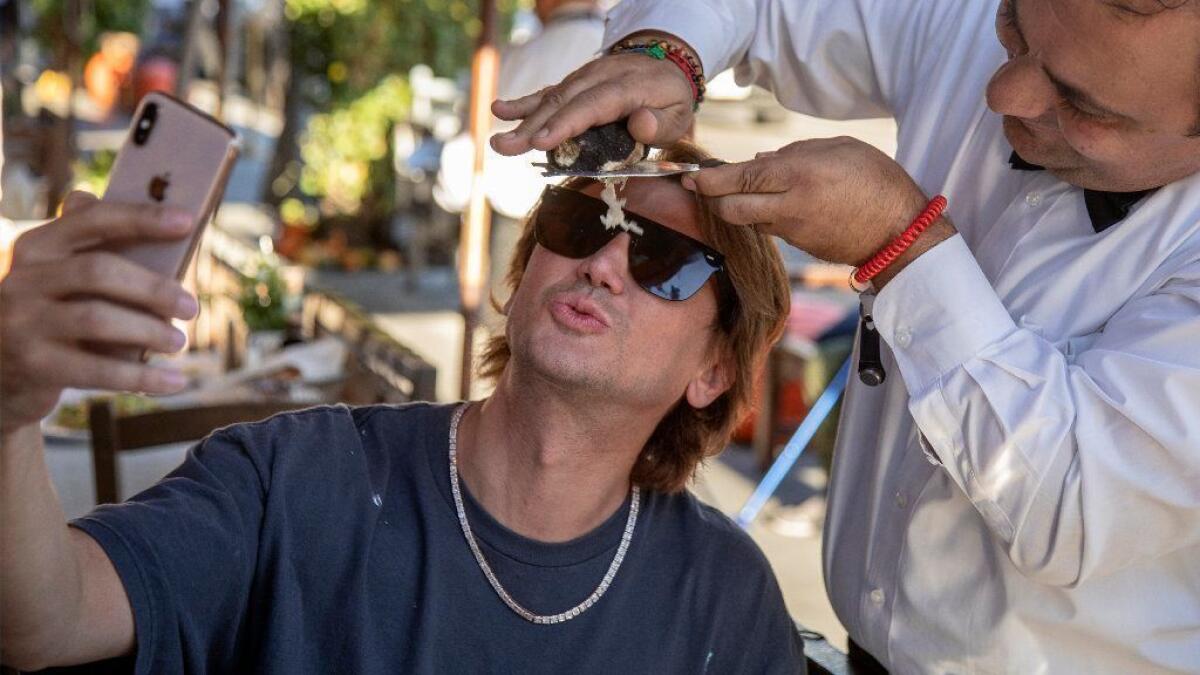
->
[477,140,792,493]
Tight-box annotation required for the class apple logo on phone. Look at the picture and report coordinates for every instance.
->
[148,173,170,202]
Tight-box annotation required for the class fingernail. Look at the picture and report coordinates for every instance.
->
[534,128,550,139]
[499,131,517,140]
[681,176,697,191]
[176,293,199,318]
[169,329,187,350]
[157,369,188,391]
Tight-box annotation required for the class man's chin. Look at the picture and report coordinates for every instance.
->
[1002,118,1143,190]
[1002,116,1064,169]
[513,342,614,393]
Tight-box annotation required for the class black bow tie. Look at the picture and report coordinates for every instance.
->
[1008,152,1155,233]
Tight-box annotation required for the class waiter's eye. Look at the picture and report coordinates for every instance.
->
[1059,98,1106,124]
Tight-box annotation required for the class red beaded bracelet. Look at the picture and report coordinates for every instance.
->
[850,195,948,292]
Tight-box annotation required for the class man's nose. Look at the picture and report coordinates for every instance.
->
[986,55,1055,121]
[577,233,629,295]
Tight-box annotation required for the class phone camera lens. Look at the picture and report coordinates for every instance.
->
[133,102,158,146]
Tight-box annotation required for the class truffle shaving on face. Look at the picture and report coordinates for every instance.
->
[599,179,644,235]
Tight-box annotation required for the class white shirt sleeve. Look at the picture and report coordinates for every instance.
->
[602,0,985,122]
[873,235,1200,587]
[438,17,605,218]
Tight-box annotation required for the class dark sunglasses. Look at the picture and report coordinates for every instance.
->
[534,185,729,305]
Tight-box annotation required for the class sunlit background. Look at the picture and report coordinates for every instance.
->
[0,0,899,650]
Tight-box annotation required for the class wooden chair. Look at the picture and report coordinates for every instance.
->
[88,399,310,505]
[302,292,438,404]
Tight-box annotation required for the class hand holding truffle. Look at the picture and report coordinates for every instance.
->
[490,33,699,158]
[684,137,958,288]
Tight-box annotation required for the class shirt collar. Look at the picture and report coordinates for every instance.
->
[1008,151,1156,233]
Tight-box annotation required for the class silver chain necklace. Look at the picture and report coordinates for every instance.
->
[448,404,641,625]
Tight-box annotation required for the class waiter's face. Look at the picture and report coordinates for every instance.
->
[986,0,1200,192]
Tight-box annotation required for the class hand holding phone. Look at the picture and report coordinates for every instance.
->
[0,194,200,435]
[0,93,239,434]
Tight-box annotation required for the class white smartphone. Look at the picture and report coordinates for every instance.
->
[99,91,240,361]
[103,91,240,280]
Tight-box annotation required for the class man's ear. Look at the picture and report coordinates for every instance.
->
[685,350,734,409]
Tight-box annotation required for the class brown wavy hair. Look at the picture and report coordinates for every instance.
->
[477,141,791,493]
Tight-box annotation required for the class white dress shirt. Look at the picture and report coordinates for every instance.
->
[607,2,1200,673]
[438,3,604,218]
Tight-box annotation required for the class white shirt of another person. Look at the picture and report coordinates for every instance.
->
[605,1,1200,674]
[437,3,604,219]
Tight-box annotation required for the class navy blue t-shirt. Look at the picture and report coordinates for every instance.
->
[64,403,805,673]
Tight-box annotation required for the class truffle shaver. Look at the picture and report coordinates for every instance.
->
[535,160,702,179]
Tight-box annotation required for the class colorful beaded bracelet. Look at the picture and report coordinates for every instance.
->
[611,38,707,111]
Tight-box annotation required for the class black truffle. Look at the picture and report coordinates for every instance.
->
[547,120,649,172]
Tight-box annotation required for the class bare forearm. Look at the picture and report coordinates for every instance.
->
[1,196,188,668]
[1,424,87,668]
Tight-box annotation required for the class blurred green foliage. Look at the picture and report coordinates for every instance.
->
[284,0,508,99]
[31,0,151,63]
[284,0,518,224]
[299,76,411,217]
[34,0,522,230]
[72,149,117,196]
[238,256,291,332]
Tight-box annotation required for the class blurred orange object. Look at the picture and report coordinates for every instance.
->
[731,363,810,446]
[101,33,138,75]
[276,223,312,260]
[84,33,139,116]
[33,69,72,116]
[84,53,121,114]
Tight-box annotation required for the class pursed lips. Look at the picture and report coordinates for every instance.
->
[548,291,614,331]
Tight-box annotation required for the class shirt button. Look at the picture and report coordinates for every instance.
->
[895,326,913,348]
[895,492,909,508]
[1025,191,1042,207]
[870,588,886,605]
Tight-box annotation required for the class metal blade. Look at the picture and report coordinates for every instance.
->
[535,160,702,179]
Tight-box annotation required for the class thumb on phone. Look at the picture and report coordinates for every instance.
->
[61,190,100,215]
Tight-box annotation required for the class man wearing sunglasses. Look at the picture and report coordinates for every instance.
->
[489,0,1200,673]
[0,142,807,671]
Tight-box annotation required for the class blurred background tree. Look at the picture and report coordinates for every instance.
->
[25,0,153,214]
[265,0,519,240]
[30,0,151,68]
[21,0,519,233]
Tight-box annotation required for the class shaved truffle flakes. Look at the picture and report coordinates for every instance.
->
[599,179,643,235]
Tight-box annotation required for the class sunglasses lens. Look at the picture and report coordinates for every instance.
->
[535,193,615,259]
[629,229,718,301]
[536,187,722,302]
